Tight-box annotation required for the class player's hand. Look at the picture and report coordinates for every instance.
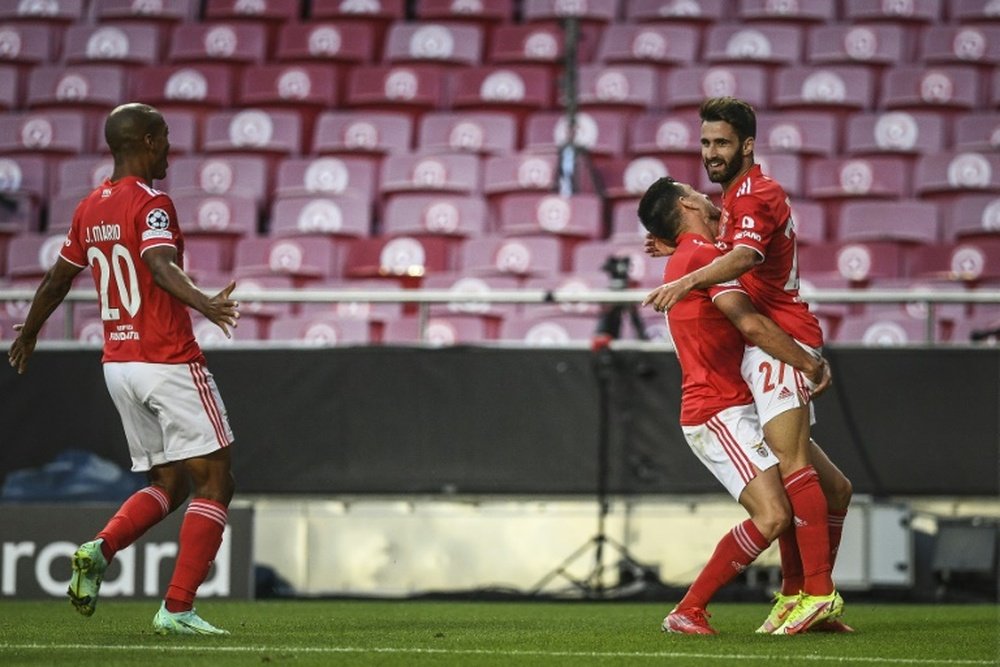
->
[8,324,36,375]
[642,278,692,313]
[206,281,240,339]
[644,234,675,258]
[807,358,832,398]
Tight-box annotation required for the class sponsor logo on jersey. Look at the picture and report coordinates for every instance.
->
[146,208,170,230]
[740,215,756,229]
[734,230,763,243]
[141,230,173,242]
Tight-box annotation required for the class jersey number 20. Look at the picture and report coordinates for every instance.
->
[87,244,140,321]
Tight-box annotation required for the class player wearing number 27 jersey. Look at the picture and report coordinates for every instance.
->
[60,177,202,364]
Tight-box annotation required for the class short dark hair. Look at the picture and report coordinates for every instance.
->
[104,102,164,156]
[699,96,757,145]
[637,177,685,244]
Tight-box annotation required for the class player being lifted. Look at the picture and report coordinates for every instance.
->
[644,97,853,634]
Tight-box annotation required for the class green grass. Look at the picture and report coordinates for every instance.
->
[0,600,997,666]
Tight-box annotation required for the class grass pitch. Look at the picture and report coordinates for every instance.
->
[0,599,997,666]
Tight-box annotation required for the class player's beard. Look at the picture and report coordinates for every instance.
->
[704,154,742,185]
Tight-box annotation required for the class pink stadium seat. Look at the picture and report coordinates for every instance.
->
[608,199,643,243]
[595,23,698,66]
[738,0,835,23]
[416,0,514,23]
[342,234,452,279]
[164,155,269,208]
[910,239,1000,283]
[6,232,66,279]
[422,272,521,319]
[948,0,1000,21]
[233,235,341,283]
[0,155,45,233]
[383,22,483,66]
[0,65,19,111]
[45,193,84,233]
[497,193,602,240]
[184,236,233,283]
[755,112,839,156]
[52,154,114,200]
[524,111,626,156]
[773,66,875,111]
[499,314,598,346]
[837,201,940,244]
[379,153,481,195]
[954,113,1000,152]
[202,109,303,156]
[625,0,728,22]
[63,23,161,66]
[345,64,447,114]
[459,235,562,279]
[945,194,1000,241]
[275,155,378,200]
[267,314,372,346]
[800,241,909,282]
[807,24,913,66]
[845,111,946,156]
[26,65,127,112]
[381,194,488,238]
[275,21,376,64]
[522,0,618,23]
[312,111,413,155]
[919,25,1000,66]
[237,64,338,110]
[628,113,702,156]
[94,0,199,23]
[703,24,804,66]
[806,156,911,200]
[862,277,969,325]
[203,0,301,21]
[310,0,405,20]
[295,278,404,325]
[160,110,198,154]
[131,64,234,111]
[577,64,659,112]
[382,315,492,346]
[914,151,1000,197]
[268,194,372,237]
[488,22,568,66]
[992,68,1000,108]
[0,23,58,69]
[574,238,665,287]
[482,152,559,197]
[597,155,699,200]
[166,22,267,65]
[833,312,947,346]
[0,0,84,23]
[791,199,828,246]
[171,194,257,250]
[451,65,554,112]
[418,112,518,155]
[699,153,804,197]
[0,111,89,155]
[843,0,941,23]
[664,65,770,110]
[880,66,980,110]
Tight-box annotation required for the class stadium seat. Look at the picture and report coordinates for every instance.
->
[160,110,198,154]
[0,0,84,24]
[202,109,303,156]
[0,65,20,111]
[914,151,1000,197]
[0,111,89,155]
[267,313,372,346]
[699,153,804,197]
[6,232,66,279]
[482,152,559,197]
[497,193,602,241]
[608,199,644,244]
[498,313,599,346]
[488,22,568,67]
[798,241,906,282]
[628,113,703,156]
[773,66,875,111]
[379,153,481,195]
[131,64,234,112]
[836,200,940,244]
[523,272,608,319]
[954,113,1000,152]
[383,22,483,66]
[312,111,413,155]
[166,22,267,65]
[268,194,372,238]
[26,65,127,113]
[524,110,626,156]
[919,25,1000,66]
[191,313,265,346]
[52,154,114,200]
[459,235,562,279]
[416,0,515,24]
[233,235,342,283]
[597,155,699,201]
[342,234,453,280]
[62,23,161,66]
[310,0,405,20]
[0,23,58,69]
[862,276,969,325]
[664,65,770,110]
[450,65,554,113]
[418,112,518,155]
[880,66,980,111]
[422,272,521,320]
[274,155,378,200]
[0,155,45,233]
[381,194,488,238]
[791,199,828,246]
[944,194,1000,241]
[909,239,1000,283]
[237,63,338,111]
[806,156,911,200]
[94,0,199,24]
[522,0,618,23]
[295,278,404,327]
[992,68,1000,108]
[44,193,81,233]
[843,0,941,23]
[844,111,946,156]
[164,155,270,208]
[184,236,234,283]
[833,312,948,346]
[572,238,665,288]
[203,0,301,22]
[596,23,698,66]
[382,315,492,346]
[624,0,729,23]
[345,64,447,116]
[807,23,913,66]
[171,193,258,237]
[275,21,376,64]
[577,64,659,112]
[755,112,839,156]
[703,24,804,66]
[737,0,835,23]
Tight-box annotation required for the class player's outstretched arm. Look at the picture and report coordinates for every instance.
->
[144,247,240,338]
[643,246,760,313]
[714,290,832,397]
[8,258,83,374]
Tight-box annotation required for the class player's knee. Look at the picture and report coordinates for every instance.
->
[754,500,792,542]
[829,474,853,511]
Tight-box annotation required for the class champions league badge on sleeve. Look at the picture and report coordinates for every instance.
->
[142,208,173,241]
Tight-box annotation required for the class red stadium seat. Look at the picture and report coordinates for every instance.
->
[488,22,568,66]
[497,193,602,239]
[312,111,413,155]
[233,235,342,283]
[171,193,258,238]
[167,21,267,65]
[274,155,378,200]
[806,156,911,200]
[164,155,270,207]
[523,0,617,24]
[63,23,161,66]
[755,112,839,156]
[451,65,554,112]
[342,234,453,279]
[992,68,1000,108]
[945,194,1000,241]
[790,199,828,246]
[160,110,199,154]
[379,153,481,195]
[843,0,941,23]
[628,113,702,156]
[383,21,483,66]
[625,0,728,22]
[844,111,946,156]
[202,109,303,156]
[596,23,698,66]
[184,236,234,283]
[482,152,558,197]
[268,194,372,238]
[799,241,906,282]
[807,24,913,66]
[0,155,46,233]
[203,0,301,21]
[597,155,699,200]
[523,272,606,319]
[0,23,58,69]
[275,21,376,64]
[6,232,66,279]
[833,312,947,346]
[608,199,644,244]
[914,151,1000,197]
[45,193,83,233]
[919,25,1000,66]
[664,65,770,110]
[416,0,515,23]
[773,66,875,111]
[498,314,598,346]
[836,201,940,244]
[524,110,626,156]
[131,64,234,111]
[910,239,1000,283]
[382,315,492,345]
[422,272,521,320]
[418,111,518,155]
[382,194,488,238]
[880,66,981,111]
[0,65,20,111]
[26,65,127,112]
[237,63,338,110]
[0,0,84,23]
[267,314,372,346]
[0,111,89,155]
[310,0,405,20]
[459,235,562,279]
[577,64,659,112]
[954,113,1000,152]
[738,0,835,23]
[94,0,198,23]
[703,24,804,66]
[295,278,404,325]
[52,154,114,200]
[345,64,447,115]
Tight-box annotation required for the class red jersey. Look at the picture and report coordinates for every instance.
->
[60,177,204,364]
[665,232,754,425]
[718,164,824,348]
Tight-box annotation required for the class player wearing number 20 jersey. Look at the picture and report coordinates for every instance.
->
[60,176,202,364]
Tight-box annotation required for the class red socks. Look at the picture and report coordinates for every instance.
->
[97,486,171,562]
[165,499,228,613]
[678,519,770,610]
[783,466,833,595]
[828,508,847,569]
[777,528,804,595]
